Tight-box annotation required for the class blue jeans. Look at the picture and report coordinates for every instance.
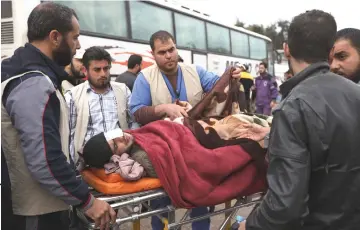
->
[150,196,210,230]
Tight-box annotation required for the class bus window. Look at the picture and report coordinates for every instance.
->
[1,1,12,18]
[130,1,173,41]
[174,13,206,50]
[230,30,249,57]
[206,23,230,54]
[249,36,267,60]
[54,1,128,38]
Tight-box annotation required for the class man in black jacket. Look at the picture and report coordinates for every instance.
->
[240,10,360,230]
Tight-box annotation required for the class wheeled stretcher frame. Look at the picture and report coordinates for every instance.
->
[76,187,264,230]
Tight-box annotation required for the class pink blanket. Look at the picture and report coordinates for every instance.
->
[104,154,144,181]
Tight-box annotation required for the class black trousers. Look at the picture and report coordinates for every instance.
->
[13,211,71,230]
[2,148,15,229]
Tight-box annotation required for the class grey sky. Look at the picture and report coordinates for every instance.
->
[182,0,359,30]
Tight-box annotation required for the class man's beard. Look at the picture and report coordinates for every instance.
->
[333,64,360,83]
[157,59,178,75]
[70,61,85,79]
[349,65,360,83]
[88,74,111,89]
[53,39,72,67]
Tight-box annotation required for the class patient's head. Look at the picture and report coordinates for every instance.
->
[82,128,134,168]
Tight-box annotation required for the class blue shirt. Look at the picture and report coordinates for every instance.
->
[130,65,219,114]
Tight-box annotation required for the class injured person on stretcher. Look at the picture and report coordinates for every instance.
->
[79,113,270,208]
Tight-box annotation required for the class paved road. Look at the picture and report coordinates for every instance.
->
[117,201,256,230]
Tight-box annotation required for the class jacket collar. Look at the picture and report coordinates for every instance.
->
[280,61,329,98]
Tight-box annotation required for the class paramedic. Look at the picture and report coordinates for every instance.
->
[129,30,242,230]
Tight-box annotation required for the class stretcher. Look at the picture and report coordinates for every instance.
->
[75,186,264,230]
[75,159,265,230]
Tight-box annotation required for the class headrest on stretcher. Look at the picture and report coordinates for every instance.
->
[81,169,162,195]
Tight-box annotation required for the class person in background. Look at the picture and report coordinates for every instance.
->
[115,54,142,91]
[62,51,86,92]
[330,28,360,84]
[238,9,360,230]
[284,69,293,81]
[253,62,278,115]
[237,63,254,112]
[1,3,115,230]
[130,30,243,230]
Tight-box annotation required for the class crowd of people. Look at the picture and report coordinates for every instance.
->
[1,2,360,230]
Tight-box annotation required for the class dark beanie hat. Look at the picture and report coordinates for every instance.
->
[82,132,113,168]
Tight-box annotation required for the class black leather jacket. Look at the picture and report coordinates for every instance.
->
[246,62,360,230]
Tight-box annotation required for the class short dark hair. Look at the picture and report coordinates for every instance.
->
[128,54,142,69]
[288,10,337,63]
[285,69,292,75]
[178,55,184,63]
[27,2,78,43]
[335,28,360,54]
[149,30,175,51]
[259,62,267,69]
[82,47,113,69]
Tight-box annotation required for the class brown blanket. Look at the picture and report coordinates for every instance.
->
[188,67,247,120]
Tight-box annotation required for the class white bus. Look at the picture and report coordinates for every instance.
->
[1,0,275,78]
[274,49,290,81]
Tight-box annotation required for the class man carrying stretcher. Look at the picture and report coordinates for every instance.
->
[1,3,116,230]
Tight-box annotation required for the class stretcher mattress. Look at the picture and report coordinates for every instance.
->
[81,169,162,195]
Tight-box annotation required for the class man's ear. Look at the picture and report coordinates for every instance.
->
[48,30,62,48]
[81,66,87,76]
[283,42,291,60]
